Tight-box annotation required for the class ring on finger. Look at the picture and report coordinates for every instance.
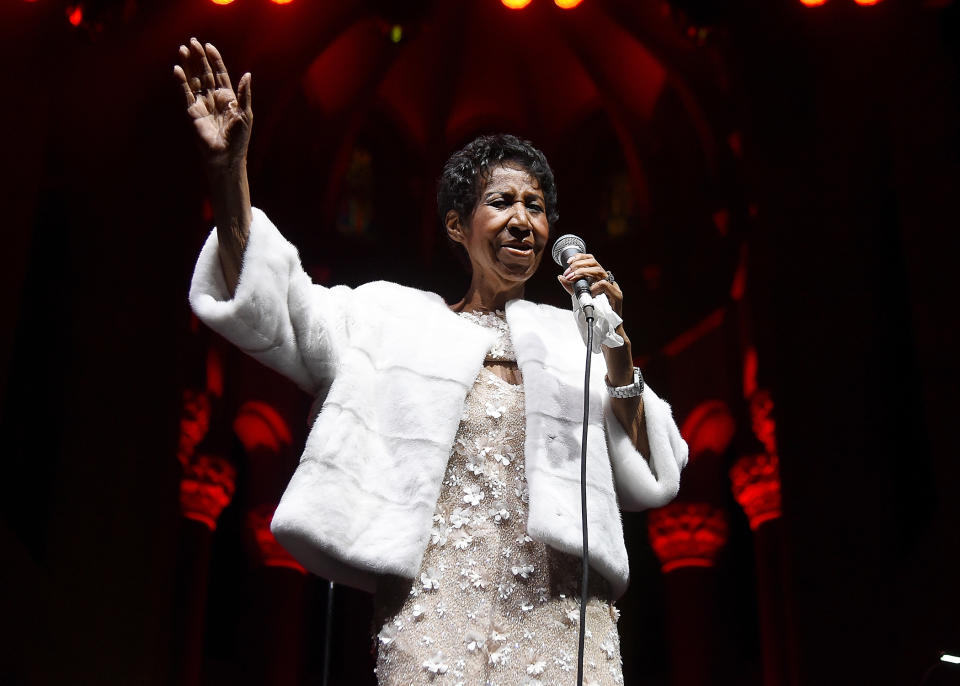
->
[605,271,615,284]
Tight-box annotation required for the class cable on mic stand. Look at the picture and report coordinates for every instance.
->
[576,305,594,686]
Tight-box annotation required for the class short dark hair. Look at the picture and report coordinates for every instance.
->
[437,134,559,232]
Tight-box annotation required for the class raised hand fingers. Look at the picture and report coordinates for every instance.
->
[236,72,252,116]
[189,37,217,92]
[177,43,202,93]
[204,42,233,92]
[173,64,196,107]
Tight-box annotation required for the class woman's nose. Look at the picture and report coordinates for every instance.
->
[509,201,532,228]
[508,223,532,239]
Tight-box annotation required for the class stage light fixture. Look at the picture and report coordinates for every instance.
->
[502,0,533,9]
[799,0,827,5]
[555,0,583,8]
[271,0,294,5]
[943,654,960,664]
[853,0,881,4]
[210,0,235,5]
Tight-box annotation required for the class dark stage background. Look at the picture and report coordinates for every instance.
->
[2,0,959,684]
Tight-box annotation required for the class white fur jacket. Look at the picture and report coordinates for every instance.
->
[190,208,688,598]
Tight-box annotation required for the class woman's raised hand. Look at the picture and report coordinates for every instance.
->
[174,39,253,295]
[173,38,252,172]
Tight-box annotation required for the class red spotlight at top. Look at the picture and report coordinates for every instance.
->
[853,0,881,4]
[209,0,234,5]
[555,0,583,7]
[502,0,532,8]
[271,0,294,4]
[66,4,83,25]
[799,0,827,5]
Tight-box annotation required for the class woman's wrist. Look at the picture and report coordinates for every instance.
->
[206,156,247,182]
[207,158,252,296]
[602,330,635,387]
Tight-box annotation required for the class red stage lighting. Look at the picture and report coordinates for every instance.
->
[502,0,532,8]
[67,4,83,25]
[853,0,881,4]
[555,0,583,7]
[209,0,234,5]
[799,0,827,5]
[271,0,294,4]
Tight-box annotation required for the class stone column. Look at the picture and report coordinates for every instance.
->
[731,451,793,686]
[176,388,211,468]
[730,381,798,686]
[648,502,729,686]
[232,401,309,685]
[245,504,308,686]
[171,454,236,686]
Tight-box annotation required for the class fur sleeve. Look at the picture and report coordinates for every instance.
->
[605,384,689,511]
[188,207,349,394]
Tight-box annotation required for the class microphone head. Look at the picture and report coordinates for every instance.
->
[552,234,586,267]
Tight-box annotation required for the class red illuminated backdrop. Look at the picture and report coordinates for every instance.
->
[4,0,957,685]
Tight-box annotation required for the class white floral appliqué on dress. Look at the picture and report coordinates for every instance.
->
[374,311,624,686]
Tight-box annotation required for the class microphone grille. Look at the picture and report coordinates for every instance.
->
[551,234,586,266]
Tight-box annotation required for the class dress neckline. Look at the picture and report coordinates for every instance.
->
[456,310,515,363]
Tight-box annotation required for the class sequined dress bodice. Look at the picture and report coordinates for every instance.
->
[374,311,623,685]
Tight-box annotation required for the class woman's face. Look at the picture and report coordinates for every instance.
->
[449,163,551,289]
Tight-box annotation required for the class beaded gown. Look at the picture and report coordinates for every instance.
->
[374,310,624,686]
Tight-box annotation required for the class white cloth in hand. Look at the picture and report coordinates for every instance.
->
[571,293,625,353]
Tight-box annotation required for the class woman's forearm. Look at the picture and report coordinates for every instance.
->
[208,160,252,297]
[603,327,652,459]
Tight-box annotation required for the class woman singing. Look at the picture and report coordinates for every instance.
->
[176,38,687,686]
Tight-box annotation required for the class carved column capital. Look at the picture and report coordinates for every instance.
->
[247,504,306,573]
[730,453,782,531]
[233,401,292,456]
[681,400,736,462]
[180,454,236,531]
[648,502,729,573]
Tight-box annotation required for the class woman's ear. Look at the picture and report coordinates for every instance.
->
[445,210,465,244]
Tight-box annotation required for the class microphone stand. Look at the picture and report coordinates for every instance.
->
[322,581,334,686]
[576,308,595,686]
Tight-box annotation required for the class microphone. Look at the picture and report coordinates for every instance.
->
[552,234,595,317]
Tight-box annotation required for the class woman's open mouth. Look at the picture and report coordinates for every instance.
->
[500,244,534,257]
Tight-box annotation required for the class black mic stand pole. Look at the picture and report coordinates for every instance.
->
[322,580,334,686]
[576,309,595,686]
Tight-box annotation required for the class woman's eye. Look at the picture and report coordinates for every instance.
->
[527,203,543,213]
